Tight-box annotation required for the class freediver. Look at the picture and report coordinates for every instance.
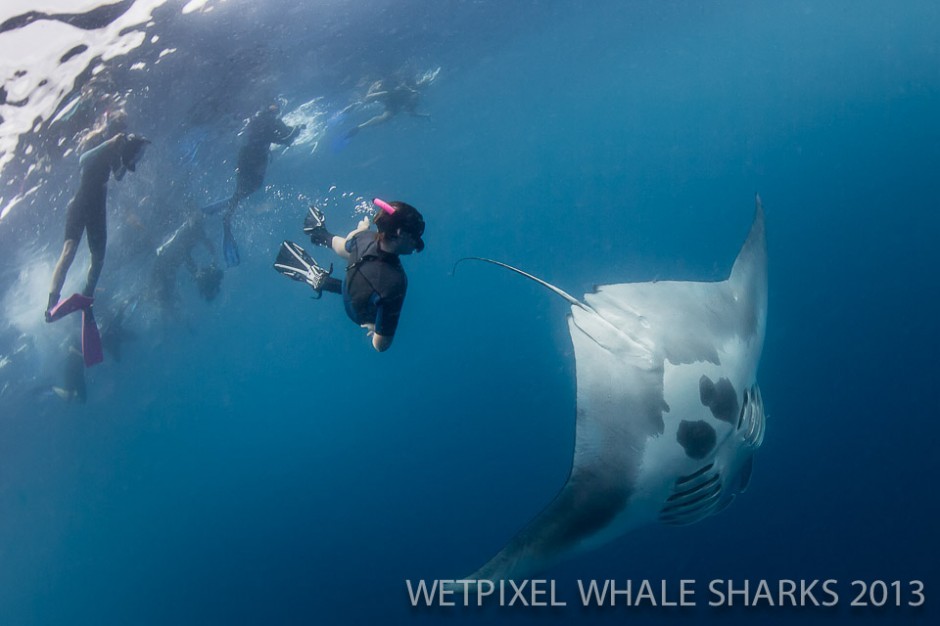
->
[202,103,303,267]
[45,131,150,367]
[273,198,425,352]
[77,108,128,153]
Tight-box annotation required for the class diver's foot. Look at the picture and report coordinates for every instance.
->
[45,293,59,322]
[46,293,94,322]
[273,240,332,295]
[308,261,332,294]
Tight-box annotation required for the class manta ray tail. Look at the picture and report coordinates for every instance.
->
[453,257,589,311]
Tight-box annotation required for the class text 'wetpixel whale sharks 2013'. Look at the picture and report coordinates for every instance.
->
[456,195,768,582]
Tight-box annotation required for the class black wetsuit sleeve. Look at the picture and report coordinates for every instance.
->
[78,136,115,167]
[270,119,300,145]
[374,292,405,338]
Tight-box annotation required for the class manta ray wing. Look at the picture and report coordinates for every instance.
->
[460,198,767,582]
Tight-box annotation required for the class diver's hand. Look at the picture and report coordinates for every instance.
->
[304,206,335,247]
[361,323,375,337]
[357,217,371,232]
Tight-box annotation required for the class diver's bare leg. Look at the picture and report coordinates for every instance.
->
[357,111,393,130]
[48,239,79,309]
[83,247,105,298]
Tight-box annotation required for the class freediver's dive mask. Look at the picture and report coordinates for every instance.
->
[373,198,425,252]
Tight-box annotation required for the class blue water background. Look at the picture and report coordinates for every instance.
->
[0,1,937,624]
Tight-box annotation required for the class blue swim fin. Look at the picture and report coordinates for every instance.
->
[223,223,240,267]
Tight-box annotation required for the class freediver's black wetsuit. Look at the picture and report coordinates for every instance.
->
[234,110,300,199]
[381,84,420,116]
[65,139,118,246]
[321,231,407,338]
[59,136,122,297]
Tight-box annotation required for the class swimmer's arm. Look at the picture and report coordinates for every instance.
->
[79,133,123,166]
[272,119,301,145]
[361,323,392,352]
[373,332,392,352]
[330,217,372,259]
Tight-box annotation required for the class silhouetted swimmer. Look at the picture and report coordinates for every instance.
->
[46,132,150,319]
[343,79,430,140]
[152,211,222,316]
[201,103,303,267]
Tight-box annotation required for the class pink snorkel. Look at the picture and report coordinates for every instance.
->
[373,197,396,217]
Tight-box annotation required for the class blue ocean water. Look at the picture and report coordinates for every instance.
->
[0,1,937,624]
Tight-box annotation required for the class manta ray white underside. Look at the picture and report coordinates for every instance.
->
[458,197,768,582]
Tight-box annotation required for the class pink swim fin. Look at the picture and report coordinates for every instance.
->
[47,293,94,322]
[81,307,103,367]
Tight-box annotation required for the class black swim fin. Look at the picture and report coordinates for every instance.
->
[273,241,332,296]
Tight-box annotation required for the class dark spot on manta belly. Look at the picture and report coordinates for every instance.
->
[699,375,739,424]
[677,420,717,460]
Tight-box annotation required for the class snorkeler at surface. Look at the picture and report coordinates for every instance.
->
[202,103,303,267]
[273,198,425,352]
[45,131,150,367]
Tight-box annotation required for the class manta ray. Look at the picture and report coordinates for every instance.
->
[458,197,767,582]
